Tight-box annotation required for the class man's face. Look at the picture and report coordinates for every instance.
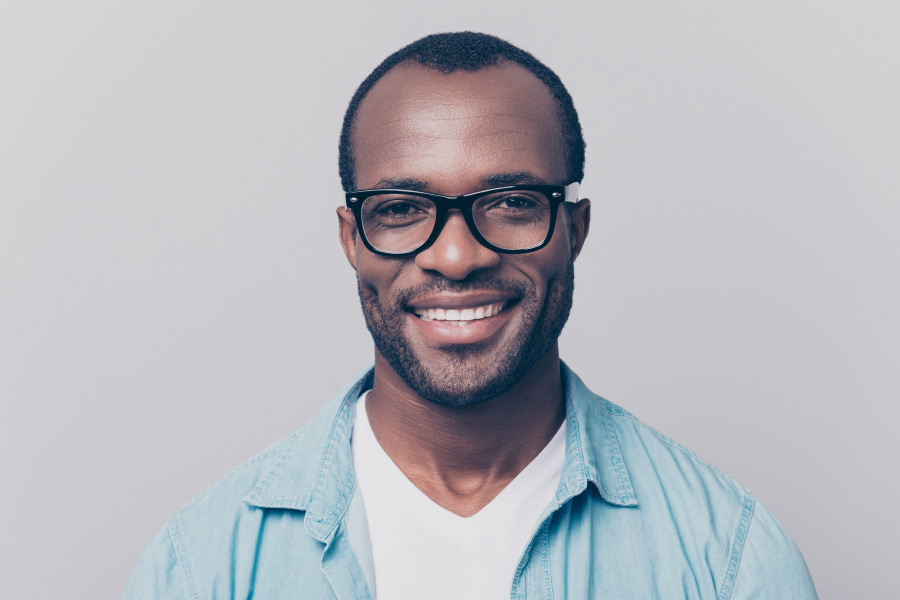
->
[338,61,589,407]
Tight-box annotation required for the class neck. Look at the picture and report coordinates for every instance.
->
[365,346,565,516]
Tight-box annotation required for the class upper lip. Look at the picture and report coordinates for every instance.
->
[405,291,518,311]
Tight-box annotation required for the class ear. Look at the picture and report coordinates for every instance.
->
[568,198,591,260]
[337,207,359,270]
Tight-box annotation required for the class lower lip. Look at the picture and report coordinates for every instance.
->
[407,306,515,345]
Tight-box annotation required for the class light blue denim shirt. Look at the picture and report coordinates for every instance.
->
[123,363,817,599]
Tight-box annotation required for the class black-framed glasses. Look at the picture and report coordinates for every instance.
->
[345,182,579,257]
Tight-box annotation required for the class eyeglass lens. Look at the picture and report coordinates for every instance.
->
[359,190,553,254]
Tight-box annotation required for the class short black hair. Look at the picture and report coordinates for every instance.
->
[338,31,586,191]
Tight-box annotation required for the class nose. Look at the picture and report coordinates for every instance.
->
[414,211,500,280]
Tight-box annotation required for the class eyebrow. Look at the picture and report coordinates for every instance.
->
[371,177,430,191]
[369,172,550,191]
[482,172,550,186]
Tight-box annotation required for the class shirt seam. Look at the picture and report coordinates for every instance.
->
[616,412,746,492]
[600,400,637,502]
[245,430,307,505]
[192,430,300,508]
[167,513,201,600]
[560,393,589,498]
[717,492,756,600]
[540,522,554,599]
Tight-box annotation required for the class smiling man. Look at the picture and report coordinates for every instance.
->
[123,32,817,599]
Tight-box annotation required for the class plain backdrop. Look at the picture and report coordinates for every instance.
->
[1,1,897,598]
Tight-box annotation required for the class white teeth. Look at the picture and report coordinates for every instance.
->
[414,302,506,323]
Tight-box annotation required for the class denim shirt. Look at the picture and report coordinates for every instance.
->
[122,364,817,599]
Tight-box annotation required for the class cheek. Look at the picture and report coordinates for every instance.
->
[544,220,576,277]
[355,252,409,300]
[525,237,573,294]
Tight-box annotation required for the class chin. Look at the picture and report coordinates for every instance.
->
[359,259,575,408]
[400,349,530,408]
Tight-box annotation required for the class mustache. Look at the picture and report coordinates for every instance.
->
[394,275,530,308]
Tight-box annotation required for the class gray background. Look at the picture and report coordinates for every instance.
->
[1,1,897,598]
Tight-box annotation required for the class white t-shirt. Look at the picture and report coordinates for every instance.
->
[351,391,566,600]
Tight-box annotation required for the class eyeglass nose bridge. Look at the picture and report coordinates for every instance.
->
[416,196,490,253]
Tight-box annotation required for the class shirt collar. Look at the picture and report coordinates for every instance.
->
[244,361,636,542]
[558,361,638,507]
[244,365,373,543]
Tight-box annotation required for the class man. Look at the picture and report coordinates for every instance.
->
[123,32,817,599]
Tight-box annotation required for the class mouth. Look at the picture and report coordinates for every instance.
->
[403,291,519,345]
[411,301,509,327]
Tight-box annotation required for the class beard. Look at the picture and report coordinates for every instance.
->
[357,259,575,408]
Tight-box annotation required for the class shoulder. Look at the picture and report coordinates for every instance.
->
[563,363,748,511]
[120,428,313,599]
[121,367,375,599]
[175,426,305,529]
[120,363,375,599]
[726,499,818,599]
[596,398,816,598]
[562,361,814,596]
[603,400,750,506]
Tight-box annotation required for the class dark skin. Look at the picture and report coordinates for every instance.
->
[338,62,591,517]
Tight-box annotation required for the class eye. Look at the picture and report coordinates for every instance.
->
[474,191,550,227]
[381,202,417,216]
[363,196,433,219]
[487,194,543,212]
[362,195,435,231]
[499,195,536,209]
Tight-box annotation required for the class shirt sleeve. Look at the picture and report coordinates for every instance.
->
[121,520,195,600]
[727,499,818,600]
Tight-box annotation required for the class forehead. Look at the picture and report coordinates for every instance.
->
[352,61,567,191]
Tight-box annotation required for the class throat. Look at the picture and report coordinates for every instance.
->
[363,350,566,516]
[413,469,518,518]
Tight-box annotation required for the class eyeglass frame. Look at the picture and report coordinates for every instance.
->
[344,182,580,257]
